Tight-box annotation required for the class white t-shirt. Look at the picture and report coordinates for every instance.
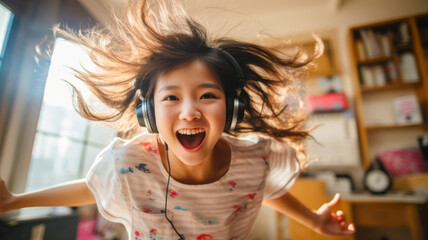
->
[87,133,300,240]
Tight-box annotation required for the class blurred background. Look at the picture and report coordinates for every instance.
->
[0,0,427,239]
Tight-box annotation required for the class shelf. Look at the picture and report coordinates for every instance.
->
[311,109,346,114]
[361,82,419,93]
[358,56,393,65]
[365,123,424,131]
[395,43,413,51]
[349,14,428,169]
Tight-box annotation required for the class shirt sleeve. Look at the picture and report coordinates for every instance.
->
[86,138,131,229]
[263,138,301,200]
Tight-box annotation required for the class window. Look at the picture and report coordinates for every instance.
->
[26,38,117,191]
[0,3,13,68]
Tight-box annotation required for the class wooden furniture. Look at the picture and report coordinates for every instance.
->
[348,14,428,169]
[342,193,428,240]
[0,207,79,240]
[275,179,427,240]
[275,178,355,240]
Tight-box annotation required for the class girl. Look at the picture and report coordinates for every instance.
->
[0,0,355,239]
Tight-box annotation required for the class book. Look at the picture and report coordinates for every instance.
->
[393,95,422,124]
[398,22,411,44]
[355,39,366,60]
[385,61,398,83]
[379,33,391,57]
[360,66,375,87]
[367,29,382,58]
[360,29,374,59]
[373,65,386,86]
[400,52,419,83]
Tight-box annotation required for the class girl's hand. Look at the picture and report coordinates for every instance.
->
[0,177,15,214]
[314,193,355,236]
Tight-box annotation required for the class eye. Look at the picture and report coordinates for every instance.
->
[200,93,218,99]
[163,95,179,101]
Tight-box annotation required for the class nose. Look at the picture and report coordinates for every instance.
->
[179,100,201,121]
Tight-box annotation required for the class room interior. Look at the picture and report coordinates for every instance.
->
[0,0,427,239]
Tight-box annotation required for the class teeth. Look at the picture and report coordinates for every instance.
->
[178,128,205,135]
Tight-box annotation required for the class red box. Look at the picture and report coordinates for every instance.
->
[307,92,348,113]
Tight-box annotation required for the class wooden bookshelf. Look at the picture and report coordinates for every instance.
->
[361,82,419,93]
[365,123,424,131]
[349,14,428,168]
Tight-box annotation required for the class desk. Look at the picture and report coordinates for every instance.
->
[0,207,79,240]
[342,193,428,240]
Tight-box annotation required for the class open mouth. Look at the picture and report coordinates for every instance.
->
[176,128,206,150]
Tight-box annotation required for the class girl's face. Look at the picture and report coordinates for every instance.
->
[153,60,226,166]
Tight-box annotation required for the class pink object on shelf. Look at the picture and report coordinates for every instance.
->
[307,92,348,113]
[379,149,428,177]
[77,219,97,240]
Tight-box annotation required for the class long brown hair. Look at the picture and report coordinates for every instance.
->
[54,0,322,162]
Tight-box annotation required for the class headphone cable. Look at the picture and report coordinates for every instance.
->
[164,143,185,240]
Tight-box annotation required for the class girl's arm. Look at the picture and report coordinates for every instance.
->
[263,192,355,236]
[0,177,96,214]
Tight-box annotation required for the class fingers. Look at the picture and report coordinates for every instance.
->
[336,210,344,221]
[348,223,355,232]
[327,193,341,208]
[317,195,356,237]
[336,210,356,235]
[317,194,341,216]
[336,210,347,228]
[341,223,356,236]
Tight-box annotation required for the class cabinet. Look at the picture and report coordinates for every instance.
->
[349,14,428,168]
[343,194,428,240]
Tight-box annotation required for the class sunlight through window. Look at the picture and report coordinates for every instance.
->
[0,4,13,68]
[26,38,117,191]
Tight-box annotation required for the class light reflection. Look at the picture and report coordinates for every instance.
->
[43,38,95,107]
[0,4,12,56]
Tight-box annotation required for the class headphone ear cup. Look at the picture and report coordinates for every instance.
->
[237,98,245,123]
[224,95,235,131]
[136,103,145,127]
[136,97,158,133]
[224,94,245,131]
[145,97,158,133]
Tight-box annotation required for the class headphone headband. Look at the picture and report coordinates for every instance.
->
[218,49,244,96]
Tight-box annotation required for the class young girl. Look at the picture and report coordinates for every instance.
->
[0,0,355,239]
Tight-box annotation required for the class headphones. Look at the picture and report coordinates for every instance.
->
[136,49,245,133]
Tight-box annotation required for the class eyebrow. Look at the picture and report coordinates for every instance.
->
[158,83,223,93]
[199,83,223,91]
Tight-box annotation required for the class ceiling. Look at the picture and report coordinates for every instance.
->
[78,0,345,26]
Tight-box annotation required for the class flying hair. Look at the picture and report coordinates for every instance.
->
[53,0,323,164]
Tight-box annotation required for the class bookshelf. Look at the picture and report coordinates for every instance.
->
[349,14,428,169]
